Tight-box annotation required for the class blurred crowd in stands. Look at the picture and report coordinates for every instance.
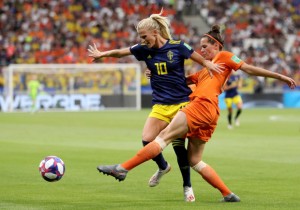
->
[196,0,300,92]
[0,0,299,94]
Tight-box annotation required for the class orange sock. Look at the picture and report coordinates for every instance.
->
[193,161,231,197]
[121,141,161,170]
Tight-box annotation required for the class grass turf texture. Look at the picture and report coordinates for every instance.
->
[0,108,299,210]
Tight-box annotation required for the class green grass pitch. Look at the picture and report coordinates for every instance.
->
[0,108,299,210]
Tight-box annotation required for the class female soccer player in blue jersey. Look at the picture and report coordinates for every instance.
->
[224,72,243,129]
[88,9,222,202]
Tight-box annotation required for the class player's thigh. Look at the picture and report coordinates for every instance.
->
[143,102,188,141]
[225,98,233,108]
[142,117,168,142]
[187,138,206,166]
[149,102,189,123]
[159,111,189,145]
[233,95,243,108]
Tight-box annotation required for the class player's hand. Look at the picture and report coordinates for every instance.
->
[145,69,151,79]
[87,43,103,62]
[203,60,224,78]
[282,76,297,89]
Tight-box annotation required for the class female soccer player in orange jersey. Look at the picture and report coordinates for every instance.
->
[97,25,296,202]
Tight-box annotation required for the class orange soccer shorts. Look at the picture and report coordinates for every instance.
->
[181,97,219,141]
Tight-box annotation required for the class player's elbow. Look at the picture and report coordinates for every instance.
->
[241,63,256,75]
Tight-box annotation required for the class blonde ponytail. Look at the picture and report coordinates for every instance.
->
[136,8,172,40]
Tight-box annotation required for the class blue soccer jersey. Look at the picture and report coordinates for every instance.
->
[225,74,240,98]
[130,40,193,104]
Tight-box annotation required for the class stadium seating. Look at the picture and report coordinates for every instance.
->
[0,0,299,93]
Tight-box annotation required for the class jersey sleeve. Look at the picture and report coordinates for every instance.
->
[179,41,194,59]
[130,44,144,61]
[221,51,244,71]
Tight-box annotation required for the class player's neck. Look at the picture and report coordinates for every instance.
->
[154,38,168,49]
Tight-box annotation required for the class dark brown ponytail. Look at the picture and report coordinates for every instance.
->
[203,25,224,50]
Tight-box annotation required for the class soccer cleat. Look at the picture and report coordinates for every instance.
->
[221,193,241,202]
[227,124,233,129]
[97,164,128,182]
[184,186,195,202]
[148,163,171,187]
[235,119,240,126]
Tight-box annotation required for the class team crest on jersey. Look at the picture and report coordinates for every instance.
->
[167,50,174,63]
[147,55,152,59]
[231,55,241,63]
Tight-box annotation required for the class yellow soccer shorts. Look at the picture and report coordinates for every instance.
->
[149,101,189,123]
[225,95,242,108]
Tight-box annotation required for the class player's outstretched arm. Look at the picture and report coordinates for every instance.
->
[87,43,132,61]
[240,63,297,89]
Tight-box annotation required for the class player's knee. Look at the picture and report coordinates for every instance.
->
[142,133,155,142]
[192,161,207,172]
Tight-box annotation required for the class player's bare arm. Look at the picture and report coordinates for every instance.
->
[88,43,132,61]
[240,63,297,89]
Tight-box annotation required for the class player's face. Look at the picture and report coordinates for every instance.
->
[138,28,157,48]
[200,37,219,60]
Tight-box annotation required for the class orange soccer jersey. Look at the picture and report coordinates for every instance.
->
[182,51,244,141]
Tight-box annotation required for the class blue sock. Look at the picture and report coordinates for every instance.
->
[142,140,168,170]
[172,138,191,187]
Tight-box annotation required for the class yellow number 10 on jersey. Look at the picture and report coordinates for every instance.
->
[155,62,168,75]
